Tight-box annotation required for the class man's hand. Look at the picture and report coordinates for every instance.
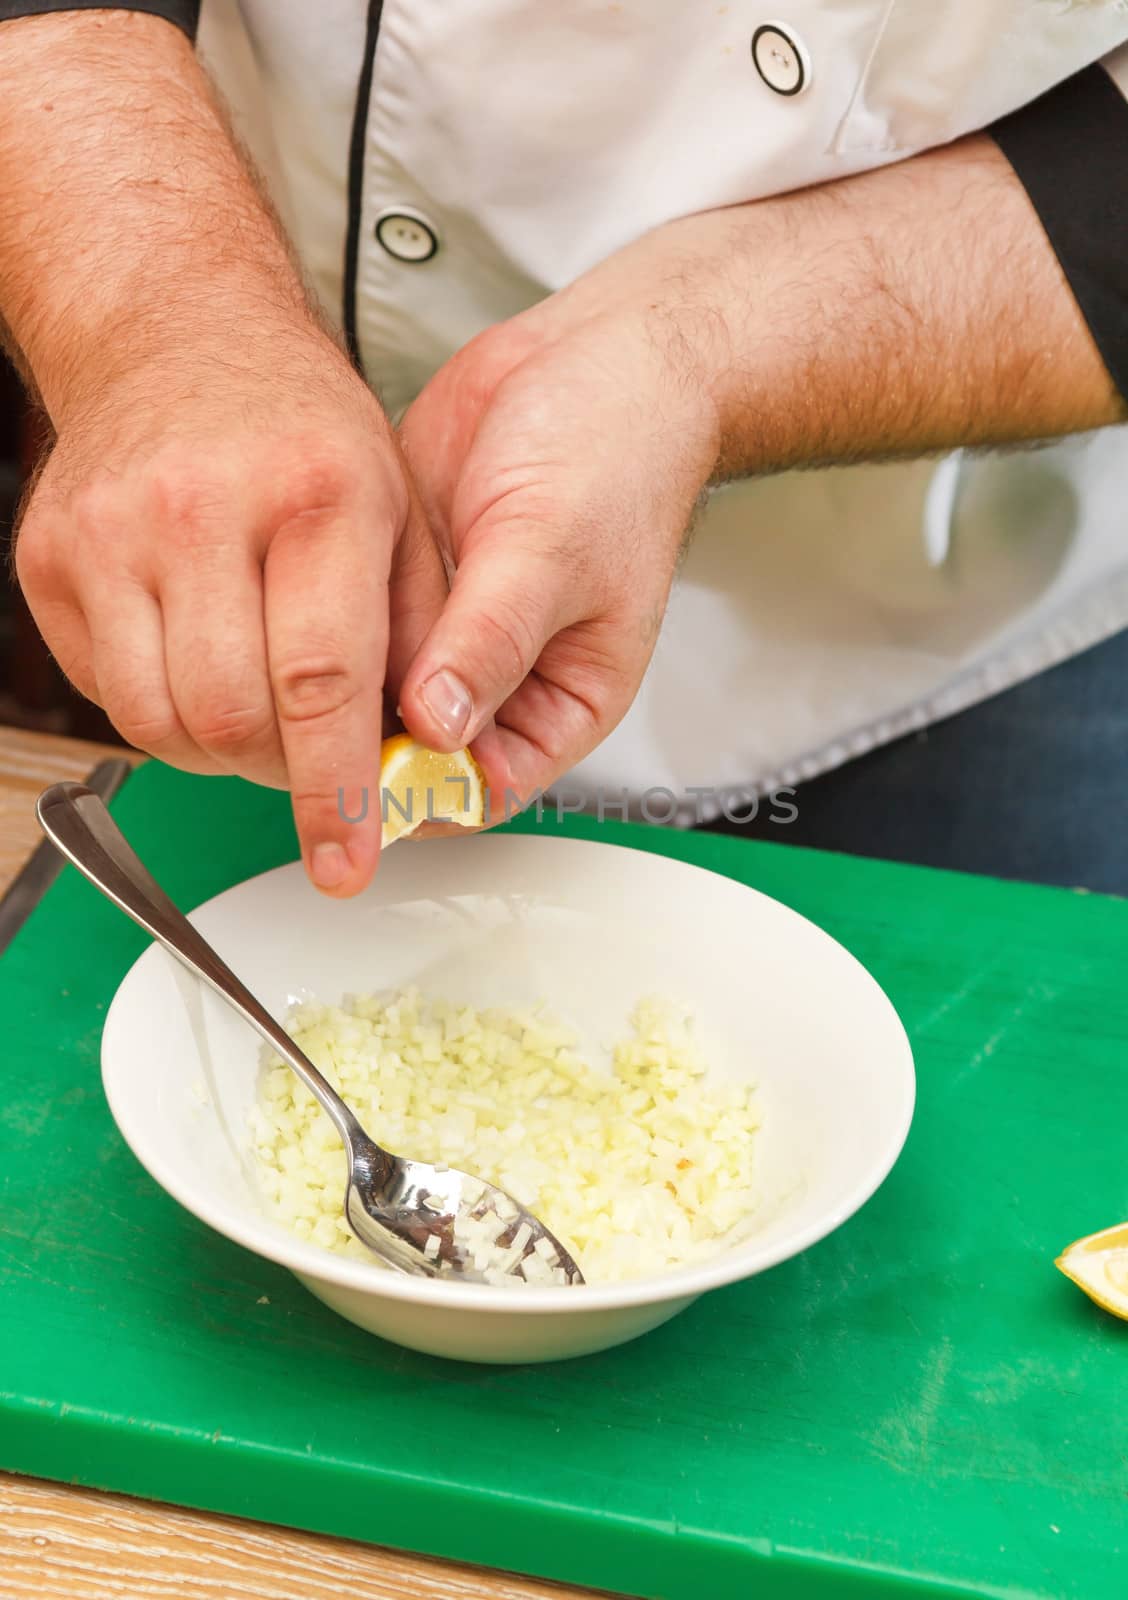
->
[397,249,722,803]
[398,134,1125,802]
[1,11,443,895]
[17,321,442,893]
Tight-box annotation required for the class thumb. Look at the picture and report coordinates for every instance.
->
[398,529,574,752]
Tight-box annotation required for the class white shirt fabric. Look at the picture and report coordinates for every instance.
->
[198,0,1128,820]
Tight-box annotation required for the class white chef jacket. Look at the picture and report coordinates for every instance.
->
[193,0,1128,821]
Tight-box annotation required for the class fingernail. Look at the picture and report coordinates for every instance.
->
[419,669,472,742]
[310,842,349,889]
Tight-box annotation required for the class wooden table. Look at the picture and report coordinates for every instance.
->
[0,727,604,1600]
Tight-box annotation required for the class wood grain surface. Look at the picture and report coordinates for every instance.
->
[0,729,141,887]
[0,1476,608,1600]
[0,728,609,1600]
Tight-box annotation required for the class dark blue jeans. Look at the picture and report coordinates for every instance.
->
[702,629,1128,895]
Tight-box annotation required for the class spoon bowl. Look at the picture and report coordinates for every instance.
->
[347,1147,582,1285]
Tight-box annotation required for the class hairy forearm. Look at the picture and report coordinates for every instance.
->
[675,134,1126,479]
[0,10,314,424]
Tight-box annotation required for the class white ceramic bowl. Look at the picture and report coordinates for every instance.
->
[101,834,914,1364]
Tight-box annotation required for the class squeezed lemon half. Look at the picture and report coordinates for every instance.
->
[380,734,485,845]
[1056,1221,1128,1322]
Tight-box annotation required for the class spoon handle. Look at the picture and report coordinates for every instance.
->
[36,782,363,1147]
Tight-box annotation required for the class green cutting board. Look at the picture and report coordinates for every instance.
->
[1,762,1125,1599]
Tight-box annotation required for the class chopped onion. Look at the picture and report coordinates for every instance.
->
[250,988,759,1284]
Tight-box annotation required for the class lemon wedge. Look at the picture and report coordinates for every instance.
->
[379,734,485,846]
[1056,1221,1128,1322]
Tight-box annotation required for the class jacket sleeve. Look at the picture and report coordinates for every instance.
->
[991,47,1128,402]
[0,1,198,36]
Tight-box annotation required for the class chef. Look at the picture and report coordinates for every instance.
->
[1,1,1126,895]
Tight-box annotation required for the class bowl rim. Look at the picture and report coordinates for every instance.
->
[101,839,916,1317]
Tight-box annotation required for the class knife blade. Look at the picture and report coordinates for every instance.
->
[0,755,133,956]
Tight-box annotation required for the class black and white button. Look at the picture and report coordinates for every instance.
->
[751,22,810,97]
[374,207,439,263]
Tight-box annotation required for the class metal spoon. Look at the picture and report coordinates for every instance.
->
[37,782,585,1288]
